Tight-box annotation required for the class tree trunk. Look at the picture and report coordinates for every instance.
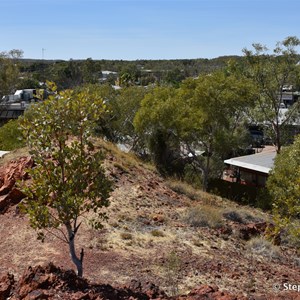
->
[66,224,84,277]
[274,123,281,154]
[202,154,210,192]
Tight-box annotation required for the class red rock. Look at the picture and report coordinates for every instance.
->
[0,273,14,300]
[0,156,33,213]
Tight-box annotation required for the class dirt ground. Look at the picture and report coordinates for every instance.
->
[0,149,300,299]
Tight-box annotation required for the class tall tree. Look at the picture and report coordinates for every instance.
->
[134,86,182,175]
[82,58,100,84]
[176,71,254,190]
[20,83,111,277]
[243,36,300,153]
[134,71,254,188]
[108,86,148,150]
[0,49,23,98]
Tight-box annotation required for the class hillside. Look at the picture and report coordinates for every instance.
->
[0,142,300,299]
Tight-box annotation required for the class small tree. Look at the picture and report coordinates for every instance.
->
[20,83,111,277]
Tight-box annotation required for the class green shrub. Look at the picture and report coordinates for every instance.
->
[0,119,25,150]
[255,188,272,211]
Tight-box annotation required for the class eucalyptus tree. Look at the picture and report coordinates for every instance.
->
[134,86,182,175]
[176,71,254,190]
[134,70,254,188]
[243,36,300,153]
[20,82,111,277]
[109,86,148,150]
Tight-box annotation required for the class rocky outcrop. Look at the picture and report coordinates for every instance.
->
[0,263,250,300]
[0,263,164,300]
[0,156,33,213]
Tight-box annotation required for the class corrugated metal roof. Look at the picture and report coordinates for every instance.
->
[224,150,276,174]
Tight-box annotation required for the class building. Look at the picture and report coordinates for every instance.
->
[0,89,39,123]
[223,148,276,187]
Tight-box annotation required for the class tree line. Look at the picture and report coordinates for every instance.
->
[1,37,300,190]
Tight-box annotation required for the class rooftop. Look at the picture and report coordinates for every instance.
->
[224,148,276,174]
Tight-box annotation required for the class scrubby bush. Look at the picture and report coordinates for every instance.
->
[247,237,281,260]
[223,208,264,224]
[184,205,224,229]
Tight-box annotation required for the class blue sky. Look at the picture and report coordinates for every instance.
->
[1,0,299,60]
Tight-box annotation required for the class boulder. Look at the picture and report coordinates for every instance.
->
[0,156,33,213]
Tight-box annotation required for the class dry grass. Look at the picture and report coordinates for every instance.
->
[93,138,154,171]
[165,179,224,207]
[183,205,224,229]
[166,179,204,201]
[151,229,165,237]
[0,147,30,166]
[2,137,299,298]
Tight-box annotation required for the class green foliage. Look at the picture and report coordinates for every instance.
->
[134,86,182,175]
[243,36,300,152]
[135,71,254,187]
[19,82,111,276]
[267,135,300,240]
[119,65,141,87]
[177,71,254,189]
[255,188,272,211]
[0,119,25,150]
[0,49,23,98]
[15,77,41,90]
[46,59,101,90]
[105,86,148,148]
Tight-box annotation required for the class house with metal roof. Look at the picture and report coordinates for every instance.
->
[223,148,276,187]
[0,89,38,124]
